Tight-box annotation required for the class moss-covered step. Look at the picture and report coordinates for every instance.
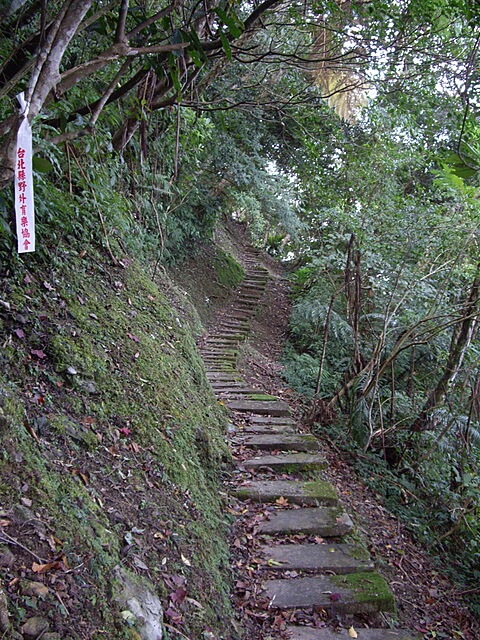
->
[259,543,374,574]
[262,572,395,614]
[226,400,291,417]
[243,452,326,472]
[258,506,353,537]
[232,480,338,506]
[285,627,419,639]
[236,433,319,452]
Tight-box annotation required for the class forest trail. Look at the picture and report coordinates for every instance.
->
[199,249,418,640]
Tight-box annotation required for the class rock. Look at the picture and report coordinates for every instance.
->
[20,580,49,597]
[113,567,163,640]
[21,615,50,639]
[0,544,15,568]
[0,585,9,631]
[80,380,97,395]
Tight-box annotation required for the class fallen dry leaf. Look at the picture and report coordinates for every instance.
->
[181,553,192,567]
[348,626,358,638]
[32,561,64,574]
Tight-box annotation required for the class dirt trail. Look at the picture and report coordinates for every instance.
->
[201,248,480,640]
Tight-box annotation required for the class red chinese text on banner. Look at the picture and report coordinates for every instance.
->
[15,92,35,254]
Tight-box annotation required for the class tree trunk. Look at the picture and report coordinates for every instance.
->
[411,265,480,432]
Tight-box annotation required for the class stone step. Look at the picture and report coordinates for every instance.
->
[262,572,395,614]
[210,380,253,387]
[237,296,263,304]
[206,373,241,381]
[259,506,353,537]
[238,289,264,296]
[206,365,235,372]
[214,388,263,396]
[248,416,296,426]
[227,400,291,417]
[236,433,319,452]
[233,480,338,506]
[217,324,248,329]
[259,543,374,574]
[223,312,252,321]
[202,352,237,359]
[243,453,326,472]
[210,382,258,390]
[202,349,237,355]
[285,627,419,639]
[241,424,296,434]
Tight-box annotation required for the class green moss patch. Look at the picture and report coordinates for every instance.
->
[303,479,338,502]
[214,250,245,288]
[331,571,395,611]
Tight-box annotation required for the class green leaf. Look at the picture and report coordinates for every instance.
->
[168,54,182,95]
[214,7,244,38]
[220,32,233,61]
[32,157,54,173]
[186,30,208,66]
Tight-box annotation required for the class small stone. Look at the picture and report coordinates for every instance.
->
[80,380,97,395]
[20,580,49,597]
[21,615,50,639]
[113,567,163,640]
[0,586,9,631]
[0,544,15,568]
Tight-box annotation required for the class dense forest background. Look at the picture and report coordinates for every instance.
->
[1,0,480,630]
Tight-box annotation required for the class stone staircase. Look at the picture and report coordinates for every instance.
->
[200,249,419,640]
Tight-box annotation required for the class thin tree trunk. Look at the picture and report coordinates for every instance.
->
[412,265,480,432]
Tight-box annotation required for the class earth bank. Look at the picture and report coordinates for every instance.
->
[0,224,250,640]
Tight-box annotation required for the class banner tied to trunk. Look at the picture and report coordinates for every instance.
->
[15,92,35,254]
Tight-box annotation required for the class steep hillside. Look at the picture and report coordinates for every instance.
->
[0,241,245,640]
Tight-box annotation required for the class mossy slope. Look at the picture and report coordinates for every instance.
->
[0,251,236,639]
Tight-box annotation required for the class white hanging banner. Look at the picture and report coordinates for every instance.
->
[14,92,35,253]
